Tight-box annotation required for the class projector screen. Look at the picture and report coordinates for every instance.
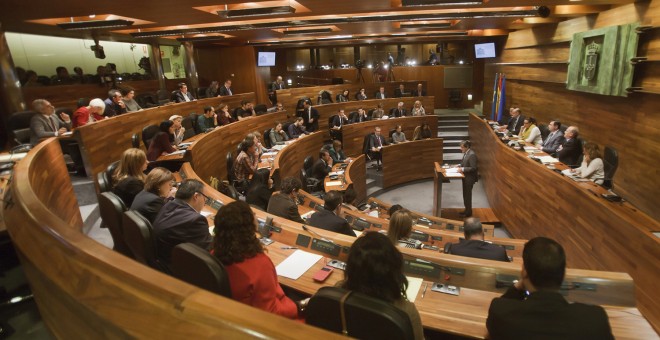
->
[258,52,276,66]
[474,43,496,59]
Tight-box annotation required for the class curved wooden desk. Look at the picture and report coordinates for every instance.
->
[342,116,438,156]
[469,113,660,331]
[381,139,444,189]
[322,155,367,204]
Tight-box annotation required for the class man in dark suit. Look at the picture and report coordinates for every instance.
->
[499,108,524,135]
[487,237,614,340]
[445,217,509,262]
[389,102,407,118]
[267,177,305,224]
[557,126,583,167]
[173,83,196,103]
[307,190,355,237]
[541,120,565,155]
[103,89,127,116]
[218,79,233,96]
[301,100,319,132]
[311,149,333,191]
[375,86,387,99]
[459,140,478,217]
[394,84,408,97]
[368,126,388,171]
[352,107,369,123]
[331,109,350,141]
[269,76,285,104]
[412,83,426,97]
[152,179,212,271]
[29,99,72,146]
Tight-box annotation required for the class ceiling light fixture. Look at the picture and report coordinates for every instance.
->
[217,6,295,18]
[57,19,134,30]
[400,22,452,29]
[282,28,333,35]
[176,36,226,43]
[402,0,483,6]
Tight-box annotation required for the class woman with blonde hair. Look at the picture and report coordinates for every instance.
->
[130,167,175,223]
[572,142,605,185]
[112,148,148,206]
[387,209,421,248]
[411,101,425,116]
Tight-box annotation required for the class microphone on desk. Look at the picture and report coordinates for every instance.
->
[302,225,333,243]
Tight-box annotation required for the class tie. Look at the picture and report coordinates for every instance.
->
[49,116,57,131]
[544,132,553,146]
[228,88,232,95]
[378,136,382,147]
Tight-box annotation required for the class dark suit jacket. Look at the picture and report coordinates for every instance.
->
[103,98,127,117]
[301,107,319,132]
[353,113,369,123]
[487,287,614,340]
[152,199,212,269]
[394,88,408,97]
[412,89,426,97]
[375,92,387,99]
[329,147,346,163]
[369,134,387,151]
[390,108,407,118]
[461,149,478,185]
[130,190,166,224]
[29,113,71,146]
[557,138,582,166]
[246,184,273,212]
[506,115,524,134]
[446,239,508,262]
[147,132,176,161]
[219,86,233,96]
[112,177,144,208]
[267,193,305,224]
[541,130,565,155]
[174,91,195,103]
[311,159,331,186]
[332,115,349,129]
[307,208,355,237]
[270,82,285,92]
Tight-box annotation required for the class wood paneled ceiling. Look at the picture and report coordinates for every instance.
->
[0,0,635,47]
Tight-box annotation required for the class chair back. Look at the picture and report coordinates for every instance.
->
[105,160,120,187]
[348,111,358,123]
[122,210,159,268]
[226,152,235,182]
[303,156,314,172]
[9,111,39,144]
[254,104,268,115]
[603,146,619,189]
[362,133,373,155]
[97,192,132,256]
[142,124,160,149]
[131,133,141,148]
[263,128,272,148]
[538,123,550,141]
[97,172,111,193]
[171,243,232,297]
[196,87,208,99]
[306,287,415,340]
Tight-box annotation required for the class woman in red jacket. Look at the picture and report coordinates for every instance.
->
[213,201,307,319]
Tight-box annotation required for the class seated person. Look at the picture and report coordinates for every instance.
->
[197,106,218,133]
[388,204,404,217]
[213,201,306,320]
[233,138,259,184]
[371,103,385,120]
[356,88,367,100]
[487,237,613,339]
[414,123,433,139]
[389,102,407,118]
[571,142,605,185]
[216,104,236,126]
[267,177,305,223]
[557,126,582,167]
[498,107,524,135]
[352,107,369,123]
[307,191,355,237]
[333,232,424,340]
[329,140,348,163]
[153,179,212,271]
[72,98,105,128]
[342,187,358,211]
[235,100,256,121]
[541,120,565,154]
[394,84,408,97]
[246,168,273,211]
[444,217,509,262]
[147,121,176,162]
[219,79,232,96]
[412,83,426,97]
[375,86,387,99]
[518,117,542,147]
[206,81,220,98]
[269,122,289,145]
[387,209,423,249]
[250,131,268,155]
[103,89,127,117]
[287,117,309,139]
[122,88,142,112]
[113,148,148,207]
[311,149,333,190]
[173,82,195,103]
[169,115,185,146]
[368,127,388,170]
[336,89,350,103]
[391,125,407,144]
[130,167,175,224]
[411,100,425,116]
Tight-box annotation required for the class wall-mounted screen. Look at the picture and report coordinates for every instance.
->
[258,52,276,66]
[474,43,496,58]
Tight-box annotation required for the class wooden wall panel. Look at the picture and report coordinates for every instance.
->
[497,44,570,64]
[382,138,444,189]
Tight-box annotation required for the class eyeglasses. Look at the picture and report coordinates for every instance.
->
[196,191,211,201]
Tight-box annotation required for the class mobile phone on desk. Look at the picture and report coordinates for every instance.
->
[313,266,334,282]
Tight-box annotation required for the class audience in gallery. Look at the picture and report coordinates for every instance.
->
[306,190,355,237]
[341,187,359,212]
[391,125,407,144]
[219,79,233,96]
[541,120,565,155]
[153,179,213,272]
[246,168,274,212]
[571,142,605,185]
[356,88,368,101]
[173,82,196,103]
[412,83,426,97]
[147,120,177,162]
[411,100,425,116]
[332,231,424,340]
[375,86,387,99]
[390,102,407,118]
[352,107,369,123]
[328,140,348,164]
[556,126,583,167]
[233,137,259,183]
[444,217,509,262]
[518,117,543,147]
[371,103,385,120]
[72,98,106,128]
[487,237,613,339]
[311,148,333,190]
[394,84,408,98]
[169,115,185,146]
[336,89,350,102]
[269,122,289,146]
[213,201,306,320]
[103,89,127,117]
[387,209,422,250]
[368,126,388,170]
[216,104,236,126]
[267,177,305,224]
[301,100,320,132]
[130,167,175,224]
[121,88,143,112]
[288,117,309,139]
[197,106,218,133]
[235,100,257,121]
[206,81,220,98]
[112,148,148,208]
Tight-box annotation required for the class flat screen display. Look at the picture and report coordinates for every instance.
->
[474,43,496,58]
[258,52,276,66]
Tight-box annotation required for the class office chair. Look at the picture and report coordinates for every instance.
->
[141,124,160,149]
[8,111,38,146]
[306,287,415,340]
[131,133,140,148]
[122,210,168,272]
[97,172,111,193]
[603,146,619,190]
[171,243,232,297]
[97,192,132,257]
[263,128,272,148]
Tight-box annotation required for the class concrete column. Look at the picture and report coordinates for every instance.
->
[182,42,199,92]
[149,42,167,92]
[0,23,26,147]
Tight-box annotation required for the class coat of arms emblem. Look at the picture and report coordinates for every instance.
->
[583,41,600,81]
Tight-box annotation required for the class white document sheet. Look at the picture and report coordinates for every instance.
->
[276,250,323,280]
[166,150,186,156]
[325,180,343,186]
[538,156,559,164]
[405,276,424,303]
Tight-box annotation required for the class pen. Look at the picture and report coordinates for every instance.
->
[421,283,428,299]
[281,247,298,250]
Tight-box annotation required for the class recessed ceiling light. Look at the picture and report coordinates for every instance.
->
[57,19,134,30]
[217,6,295,18]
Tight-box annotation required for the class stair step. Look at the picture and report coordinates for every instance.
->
[443,154,465,163]
[443,146,463,153]
[437,114,469,120]
[438,119,468,126]
[438,125,468,132]
[438,131,469,140]
[443,140,462,146]
[366,186,383,197]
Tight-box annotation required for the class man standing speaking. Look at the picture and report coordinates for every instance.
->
[459,140,478,217]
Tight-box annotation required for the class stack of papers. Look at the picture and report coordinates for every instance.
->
[276,250,323,280]
[444,168,463,178]
[405,277,424,302]
[272,144,286,151]
[523,146,537,152]
[537,156,558,164]
[326,180,343,187]
[166,150,186,156]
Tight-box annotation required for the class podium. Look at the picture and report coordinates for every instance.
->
[433,162,464,217]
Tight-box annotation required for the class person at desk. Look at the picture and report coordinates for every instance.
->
[216,104,235,126]
[269,122,289,146]
[459,140,478,217]
[121,88,142,112]
[375,86,387,99]
[169,115,185,146]
[390,102,407,118]
[353,107,370,123]
[387,209,422,249]
[269,76,285,104]
[412,83,426,97]
[391,125,407,144]
[103,89,127,117]
[334,232,424,340]
[411,100,425,116]
[342,187,358,211]
[444,217,509,262]
[329,140,348,163]
[301,100,319,132]
[233,138,259,183]
[368,127,388,171]
[518,117,543,147]
[147,121,177,162]
[246,168,273,211]
[412,123,433,141]
[235,100,256,121]
[153,179,212,272]
[288,117,309,139]
[267,177,305,224]
[306,191,355,237]
[130,167,175,224]
[218,79,233,96]
[557,126,582,167]
[206,80,220,98]
[173,83,196,103]
[394,84,408,98]
[336,89,350,103]
[197,106,218,133]
[312,149,333,191]
[541,120,565,155]
[113,148,148,209]
[371,103,385,120]
[250,131,268,156]
[571,142,605,185]
[356,88,368,100]
[498,107,524,135]
[72,98,105,128]
[213,201,306,320]
[487,237,613,340]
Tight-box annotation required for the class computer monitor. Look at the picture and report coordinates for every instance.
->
[474,43,496,59]
[258,52,276,66]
